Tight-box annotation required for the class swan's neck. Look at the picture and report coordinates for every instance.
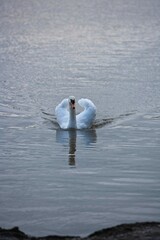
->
[68,108,77,129]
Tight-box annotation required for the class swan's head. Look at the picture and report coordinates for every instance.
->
[69,96,76,110]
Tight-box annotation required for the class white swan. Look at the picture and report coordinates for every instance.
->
[55,96,96,129]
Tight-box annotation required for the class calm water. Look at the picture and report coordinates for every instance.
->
[0,0,160,237]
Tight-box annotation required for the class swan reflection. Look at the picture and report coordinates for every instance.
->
[56,129,97,166]
[68,130,76,166]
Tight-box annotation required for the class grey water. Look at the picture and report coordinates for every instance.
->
[0,0,160,237]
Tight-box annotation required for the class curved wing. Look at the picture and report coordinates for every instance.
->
[76,98,96,129]
[55,99,69,129]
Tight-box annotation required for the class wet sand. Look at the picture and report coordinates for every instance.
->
[1,222,160,240]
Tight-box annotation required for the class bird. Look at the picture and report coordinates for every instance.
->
[55,96,96,129]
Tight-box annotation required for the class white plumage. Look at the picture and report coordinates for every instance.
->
[55,96,96,129]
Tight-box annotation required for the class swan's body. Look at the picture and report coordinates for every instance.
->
[55,96,96,129]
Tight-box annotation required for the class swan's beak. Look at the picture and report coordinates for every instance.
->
[70,99,75,110]
[71,103,75,110]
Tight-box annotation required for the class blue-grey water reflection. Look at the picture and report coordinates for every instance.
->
[0,0,160,237]
[56,129,97,166]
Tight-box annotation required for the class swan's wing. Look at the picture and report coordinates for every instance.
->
[76,98,96,129]
[55,99,69,129]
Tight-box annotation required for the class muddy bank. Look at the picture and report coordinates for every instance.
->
[0,222,160,240]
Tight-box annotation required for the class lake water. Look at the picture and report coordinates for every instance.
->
[0,0,160,237]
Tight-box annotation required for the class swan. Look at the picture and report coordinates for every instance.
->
[55,96,96,129]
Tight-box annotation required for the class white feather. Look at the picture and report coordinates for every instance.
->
[55,98,69,129]
[55,97,96,129]
[76,98,96,129]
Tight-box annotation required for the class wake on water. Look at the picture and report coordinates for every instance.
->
[41,111,135,130]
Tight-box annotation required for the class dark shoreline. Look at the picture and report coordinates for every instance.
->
[1,222,160,240]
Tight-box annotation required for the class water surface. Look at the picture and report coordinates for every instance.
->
[0,0,160,237]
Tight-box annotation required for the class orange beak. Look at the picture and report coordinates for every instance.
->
[71,103,75,109]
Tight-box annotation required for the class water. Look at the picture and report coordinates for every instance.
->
[0,0,160,237]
